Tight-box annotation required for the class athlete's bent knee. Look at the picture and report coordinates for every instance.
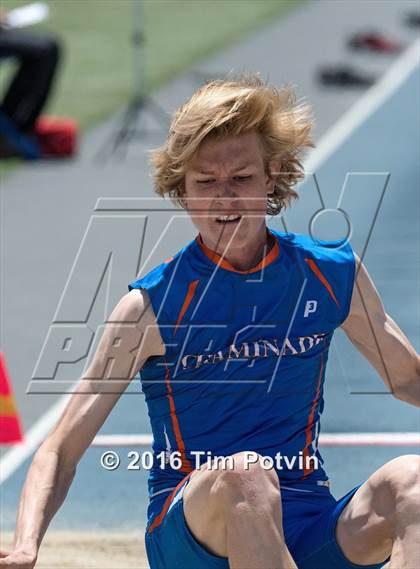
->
[211,451,280,502]
[388,455,420,516]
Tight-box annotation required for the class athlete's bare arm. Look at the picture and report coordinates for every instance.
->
[341,253,420,406]
[0,289,164,569]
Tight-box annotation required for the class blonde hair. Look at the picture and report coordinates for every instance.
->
[152,75,313,215]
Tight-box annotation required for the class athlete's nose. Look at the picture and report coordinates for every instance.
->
[213,183,239,215]
[214,178,238,200]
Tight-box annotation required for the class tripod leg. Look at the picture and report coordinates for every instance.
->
[96,101,140,161]
[145,96,170,125]
[95,96,169,161]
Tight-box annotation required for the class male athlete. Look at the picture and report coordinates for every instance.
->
[1,77,419,569]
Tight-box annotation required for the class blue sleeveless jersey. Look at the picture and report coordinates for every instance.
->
[129,228,355,497]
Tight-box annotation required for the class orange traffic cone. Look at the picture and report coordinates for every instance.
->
[0,352,24,444]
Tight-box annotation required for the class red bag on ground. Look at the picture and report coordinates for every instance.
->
[34,116,79,157]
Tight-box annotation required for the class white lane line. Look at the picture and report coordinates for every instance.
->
[305,38,420,173]
[0,395,71,485]
[1,40,419,487]
[92,434,153,447]
[319,432,420,447]
[90,432,420,448]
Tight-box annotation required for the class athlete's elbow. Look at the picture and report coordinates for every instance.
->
[386,354,420,406]
[392,375,420,407]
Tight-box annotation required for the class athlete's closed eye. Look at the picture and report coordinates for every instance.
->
[233,175,252,182]
[195,175,252,186]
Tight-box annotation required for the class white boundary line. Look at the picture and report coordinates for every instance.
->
[89,432,420,448]
[319,432,420,447]
[1,39,419,487]
[0,395,71,485]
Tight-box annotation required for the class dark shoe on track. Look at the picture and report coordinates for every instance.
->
[348,31,403,53]
[318,65,375,88]
[404,12,420,28]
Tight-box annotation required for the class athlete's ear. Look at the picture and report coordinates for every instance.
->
[178,183,188,209]
[266,160,281,195]
[179,193,187,209]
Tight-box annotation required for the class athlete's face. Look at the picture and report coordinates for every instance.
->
[183,131,275,253]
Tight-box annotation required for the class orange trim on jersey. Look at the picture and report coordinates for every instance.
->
[302,352,324,479]
[305,258,340,308]
[173,279,199,336]
[197,231,279,274]
[164,256,173,264]
[148,471,193,534]
[164,364,193,473]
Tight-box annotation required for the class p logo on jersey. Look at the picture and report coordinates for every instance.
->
[304,300,318,318]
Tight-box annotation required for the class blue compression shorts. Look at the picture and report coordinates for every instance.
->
[145,477,388,569]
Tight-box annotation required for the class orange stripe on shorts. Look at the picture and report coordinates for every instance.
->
[148,472,193,534]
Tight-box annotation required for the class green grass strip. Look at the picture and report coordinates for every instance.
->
[1,0,302,129]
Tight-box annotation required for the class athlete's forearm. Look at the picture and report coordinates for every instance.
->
[384,316,420,405]
[344,256,420,406]
[348,314,420,406]
[13,446,76,556]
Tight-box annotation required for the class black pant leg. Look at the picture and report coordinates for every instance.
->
[0,29,61,132]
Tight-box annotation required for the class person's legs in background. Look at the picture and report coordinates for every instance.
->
[0,29,61,134]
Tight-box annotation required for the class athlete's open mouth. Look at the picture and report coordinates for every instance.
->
[215,215,242,223]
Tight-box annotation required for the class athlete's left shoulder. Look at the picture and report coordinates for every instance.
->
[270,228,356,324]
[269,227,354,265]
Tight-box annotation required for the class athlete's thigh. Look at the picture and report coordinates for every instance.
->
[335,460,400,566]
[183,463,227,557]
[287,485,389,569]
[184,451,284,559]
[145,472,228,569]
